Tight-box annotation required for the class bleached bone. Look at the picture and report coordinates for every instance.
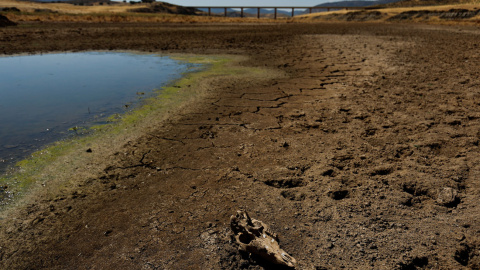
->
[230,210,297,268]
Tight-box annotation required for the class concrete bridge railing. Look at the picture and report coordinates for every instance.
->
[187,6,368,19]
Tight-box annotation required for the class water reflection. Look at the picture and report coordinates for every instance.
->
[0,52,196,174]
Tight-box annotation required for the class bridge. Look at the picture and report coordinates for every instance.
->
[187,6,369,19]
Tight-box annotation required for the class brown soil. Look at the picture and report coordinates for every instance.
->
[1,22,480,270]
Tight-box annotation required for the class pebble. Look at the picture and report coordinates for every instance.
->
[436,187,458,206]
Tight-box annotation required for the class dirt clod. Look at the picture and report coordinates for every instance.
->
[0,15,16,27]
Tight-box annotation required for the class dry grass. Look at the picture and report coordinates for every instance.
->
[3,12,291,23]
[382,0,480,8]
[299,3,480,18]
[0,0,293,23]
[296,2,480,24]
[1,0,479,24]
[0,0,145,14]
[372,3,480,13]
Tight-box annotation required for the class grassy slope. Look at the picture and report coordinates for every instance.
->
[0,0,291,23]
[2,0,480,24]
[297,1,480,23]
[0,0,138,14]
[382,0,480,7]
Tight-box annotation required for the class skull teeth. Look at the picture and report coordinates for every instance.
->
[281,253,293,263]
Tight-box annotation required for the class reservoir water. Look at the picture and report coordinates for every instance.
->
[0,52,197,174]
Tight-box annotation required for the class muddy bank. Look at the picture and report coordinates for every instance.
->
[1,22,480,269]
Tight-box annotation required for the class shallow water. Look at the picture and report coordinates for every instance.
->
[0,52,197,174]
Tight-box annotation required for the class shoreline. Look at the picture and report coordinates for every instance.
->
[0,51,200,177]
[0,53,280,211]
[0,52,208,205]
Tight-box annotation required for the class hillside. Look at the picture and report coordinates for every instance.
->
[382,0,479,7]
[2,0,199,15]
[129,2,198,15]
[27,0,112,4]
[315,0,402,8]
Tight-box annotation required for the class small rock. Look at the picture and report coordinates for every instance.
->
[436,187,459,207]
[369,165,394,176]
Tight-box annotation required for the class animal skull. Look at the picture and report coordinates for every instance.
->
[230,210,297,268]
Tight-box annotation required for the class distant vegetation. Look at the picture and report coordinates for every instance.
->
[381,0,480,7]
[130,2,197,15]
[315,0,403,8]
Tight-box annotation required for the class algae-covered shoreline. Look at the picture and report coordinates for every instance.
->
[0,51,200,178]
[0,52,206,206]
[0,53,278,211]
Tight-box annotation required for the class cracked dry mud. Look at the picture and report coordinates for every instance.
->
[1,22,480,269]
